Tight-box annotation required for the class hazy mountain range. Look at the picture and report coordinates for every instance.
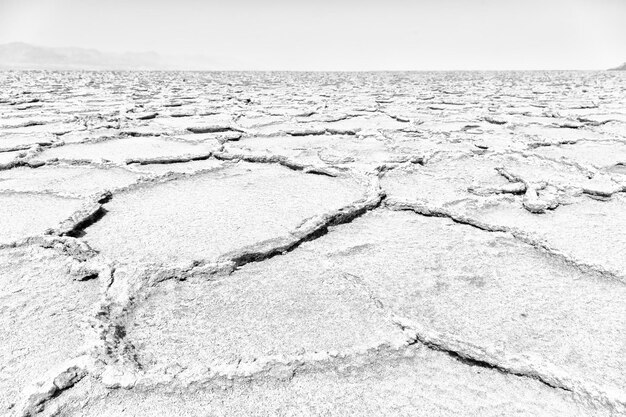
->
[0,42,231,70]
[0,42,624,71]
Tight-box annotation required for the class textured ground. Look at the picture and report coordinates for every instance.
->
[0,71,625,417]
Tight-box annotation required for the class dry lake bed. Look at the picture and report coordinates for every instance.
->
[1,71,625,416]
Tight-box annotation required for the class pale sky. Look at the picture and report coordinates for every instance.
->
[0,0,624,70]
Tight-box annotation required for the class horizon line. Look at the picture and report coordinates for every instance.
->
[0,42,622,72]
[0,68,619,72]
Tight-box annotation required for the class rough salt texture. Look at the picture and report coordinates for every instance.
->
[38,352,605,417]
[36,136,215,164]
[127,158,224,175]
[0,247,99,412]
[83,162,366,266]
[127,267,403,371]
[0,192,84,244]
[1,71,625,416]
[0,165,142,197]
[312,211,626,396]
[383,160,626,280]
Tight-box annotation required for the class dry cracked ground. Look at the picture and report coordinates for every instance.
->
[1,70,625,417]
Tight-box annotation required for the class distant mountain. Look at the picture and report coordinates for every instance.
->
[0,42,222,70]
[609,62,626,71]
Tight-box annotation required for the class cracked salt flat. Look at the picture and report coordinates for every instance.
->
[35,136,215,164]
[531,141,626,169]
[0,150,23,165]
[126,264,403,371]
[224,133,412,170]
[127,157,224,175]
[0,132,56,151]
[311,211,626,400]
[0,165,142,197]
[83,162,367,265]
[467,194,626,279]
[39,350,603,417]
[0,246,99,412]
[382,155,626,280]
[1,70,626,417]
[105,209,626,407]
[0,193,84,244]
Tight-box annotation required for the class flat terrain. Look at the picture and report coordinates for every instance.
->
[1,71,625,417]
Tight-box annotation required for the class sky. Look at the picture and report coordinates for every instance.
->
[0,0,624,70]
